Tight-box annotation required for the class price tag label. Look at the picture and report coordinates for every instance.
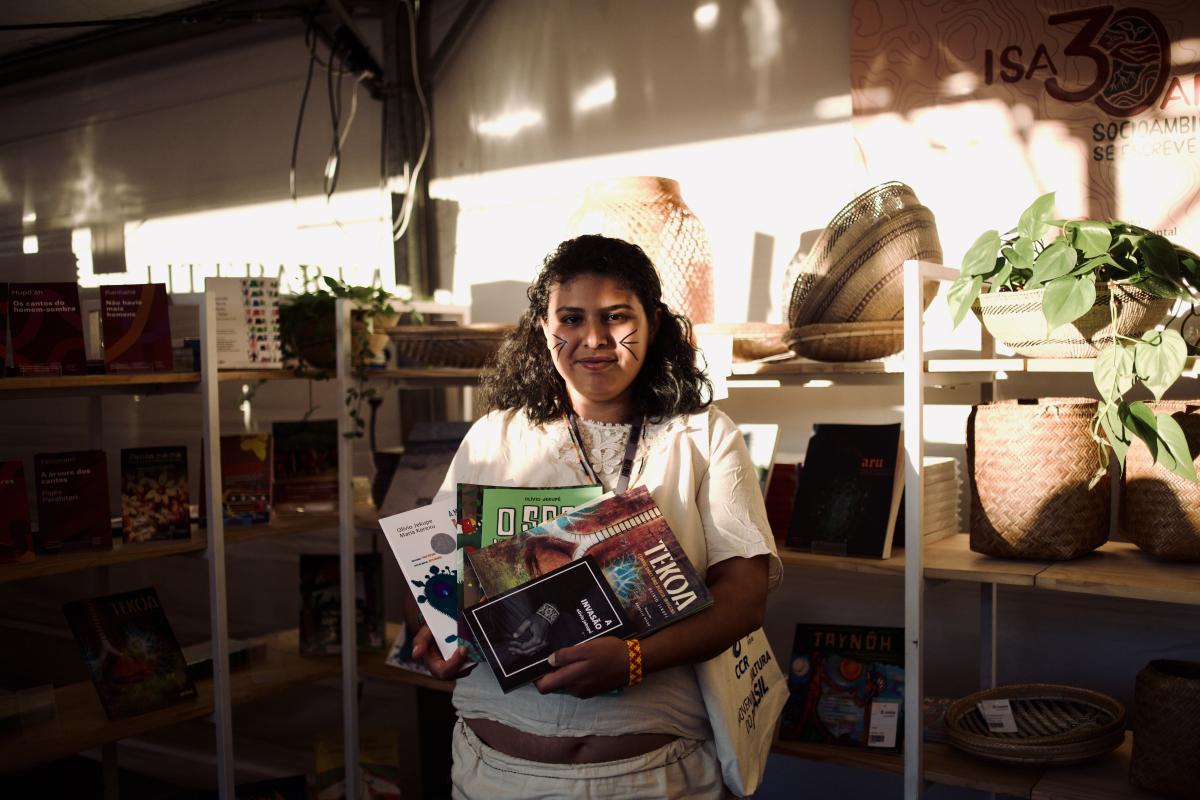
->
[977,699,1019,733]
[868,700,900,747]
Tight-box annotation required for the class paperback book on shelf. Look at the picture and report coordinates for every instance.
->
[9,282,87,376]
[0,282,7,372]
[298,553,386,655]
[272,419,338,513]
[99,283,172,373]
[33,450,112,553]
[787,423,904,558]
[199,434,272,526]
[120,446,190,542]
[377,499,459,660]
[0,460,33,563]
[207,277,282,368]
[464,556,630,693]
[469,486,713,638]
[62,587,198,720]
[780,623,905,750]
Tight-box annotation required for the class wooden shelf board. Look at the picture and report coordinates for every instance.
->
[924,535,1048,587]
[1031,733,1159,800]
[223,507,379,546]
[229,628,340,706]
[777,547,905,577]
[0,536,207,585]
[358,623,455,693]
[217,369,300,382]
[0,372,200,395]
[1034,541,1200,606]
[370,367,485,385]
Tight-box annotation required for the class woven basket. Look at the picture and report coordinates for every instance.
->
[786,181,942,328]
[386,324,512,368]
[968,398,1110,560]
[1122,402,1200,561]
[783,321,903,362]
[1131,660,1200,798]
[945,684,1125,767]
[569,176,714,323]
[975,283,1173,358]
[692,323,790,362]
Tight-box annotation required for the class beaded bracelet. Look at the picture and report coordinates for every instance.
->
[624,638,644,686]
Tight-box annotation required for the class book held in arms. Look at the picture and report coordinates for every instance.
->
[0,460,33,564]
[33,450,112,552]
[299,553,386,655]
[9,282,87,376]
[377,500,460,660]
[780,623,904,750]
[62,587,197,720]
[787,423,904,559]
[468,486,713,638]
[99,283,172,373]
[207,277,282,368]
[200,434,272,526]
[273,419,338,513]
[120,446,190,542]
[464,556,630,693]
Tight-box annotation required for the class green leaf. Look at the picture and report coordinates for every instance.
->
[1139,234,1180,282]
[989,262,1013,293]
[1155,412,1198,481]
[1018,192,1056,241]
[1097,403,1130,469]
[1123,401,1161,464]
[1092,344,1135,403]
[1029,239,1078,287]
[1072,221,1112,257]
[1003,238,1036,270]
[1042,275,1096,333]
[947,275,983,328]
[961,231,1002,278]
[1134,329,1188,401]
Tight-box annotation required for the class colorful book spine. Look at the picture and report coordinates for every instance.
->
[33,450,112,552]
[100,284,172,373]
[9,282,86,376]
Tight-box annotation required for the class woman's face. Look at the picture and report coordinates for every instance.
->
[540,273,656,423]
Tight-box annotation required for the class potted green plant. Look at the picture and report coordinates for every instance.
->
[947,192,1200,486]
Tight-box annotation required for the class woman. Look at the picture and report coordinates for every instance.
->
[412,234,782,799]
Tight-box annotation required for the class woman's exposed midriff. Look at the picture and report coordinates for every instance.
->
[465,717,679,764]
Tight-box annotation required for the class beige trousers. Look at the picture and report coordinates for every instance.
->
[451,718,733,800]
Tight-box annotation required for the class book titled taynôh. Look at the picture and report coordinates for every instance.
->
[99,284,172,373]
[468,485,713,638]
[272,419,338,513]
[464,556,630,693]
[33,450,112,553]
[9,282,87,376]
[377,500,460,661]
[787,423,904,559]
[120,446,190,543]
[779,623,905,750]
[0,460,33,563]
[62,587,198,720]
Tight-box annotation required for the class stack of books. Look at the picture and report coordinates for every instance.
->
[919,456,962,543]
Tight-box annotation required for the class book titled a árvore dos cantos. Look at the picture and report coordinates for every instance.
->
[33,450,112,553]
[62,587,198,720]
[9,282,87,376]
[100,284,172,373]
[787,423,904,559]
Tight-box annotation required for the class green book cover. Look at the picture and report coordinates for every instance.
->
[480,486,604,549]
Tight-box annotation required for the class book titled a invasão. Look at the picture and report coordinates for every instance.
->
[469,486,713,638]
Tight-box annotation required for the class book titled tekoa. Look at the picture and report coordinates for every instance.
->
[464,556,630,693]
[120,446,190,542]
[62,587,198,720]
[780,623,905,750]
[34,450,112,553]
[378,500,459,661]
[100,284,172,373]
[9,282,87,376]
[469,486,712,638]
[0,460,33,563]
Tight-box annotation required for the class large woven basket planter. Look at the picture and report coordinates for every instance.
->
[975,283,1173,358]
[968,398,1110,560]
[945,684,1125,767]
[1122,401,1200,561]
[385,324,513,368]
[1131,660,1200,798]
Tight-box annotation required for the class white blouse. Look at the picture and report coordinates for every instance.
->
[433,404,783,739]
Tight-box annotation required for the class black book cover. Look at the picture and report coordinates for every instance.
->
[62,587,198,720]
[464,555,630,693]
[299,553,386,655]
[786,423,903,558]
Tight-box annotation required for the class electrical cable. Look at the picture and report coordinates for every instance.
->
[290,21,320,202]
[392,0,431,242]
[324,38,343,199]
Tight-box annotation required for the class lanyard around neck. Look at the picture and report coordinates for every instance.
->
[565,410,645,495]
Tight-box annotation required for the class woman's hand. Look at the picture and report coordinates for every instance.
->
[411,625,474,681]
[533,636,629,699]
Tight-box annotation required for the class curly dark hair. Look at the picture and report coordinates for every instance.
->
[479,235,712,424]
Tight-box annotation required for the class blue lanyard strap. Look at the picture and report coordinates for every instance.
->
[565,411,645,494]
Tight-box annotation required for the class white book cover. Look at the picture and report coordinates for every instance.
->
[208,277,282,368]
[378,500,459,661]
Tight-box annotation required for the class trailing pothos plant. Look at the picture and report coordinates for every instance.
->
[947,192,1200,487]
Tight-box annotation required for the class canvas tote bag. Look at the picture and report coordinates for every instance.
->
[696,626,787,797]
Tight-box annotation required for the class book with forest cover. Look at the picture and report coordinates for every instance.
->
[272,419,338,513]
[780,623,905,750]
[9,282,87,376]
[99,284,172,373]
[468,486,712,638]
[298,553,386,655]
[465,555,630,693]
[0,460,33,563]
[33,450,112,553]
[62,587,198,720]
[120,446,190,542]
[786,423,904,559]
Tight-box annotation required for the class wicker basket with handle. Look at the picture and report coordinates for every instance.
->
[1130,660,1200,798]
[1122,401,1200,561]
[967,398,1110,560]
[385,324,513,369]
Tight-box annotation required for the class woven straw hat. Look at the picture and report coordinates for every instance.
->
[785,182,943,360]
